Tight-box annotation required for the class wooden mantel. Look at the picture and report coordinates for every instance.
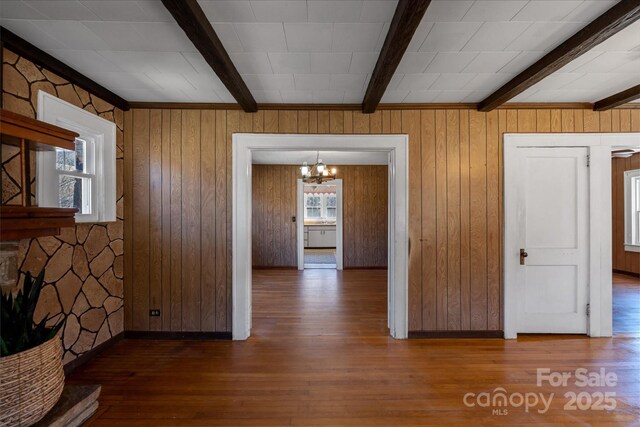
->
[1,108,79,241]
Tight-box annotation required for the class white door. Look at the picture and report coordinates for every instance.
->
[512,147,590,334]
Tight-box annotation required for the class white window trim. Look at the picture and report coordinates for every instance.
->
[36,91,116,223]
[624,169,640,253]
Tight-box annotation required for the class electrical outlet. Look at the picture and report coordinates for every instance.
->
[149,309,160,317]
[292,216,296,222]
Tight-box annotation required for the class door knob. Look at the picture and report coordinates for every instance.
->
[520,249,528,265]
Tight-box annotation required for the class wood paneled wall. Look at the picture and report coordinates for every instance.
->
[252,165,297,268]
[251,164,388,268]
[124,107,640,333]
[339,165,388,268]
[612,153,640,275]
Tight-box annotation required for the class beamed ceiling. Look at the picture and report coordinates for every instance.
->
[0,0,639,107]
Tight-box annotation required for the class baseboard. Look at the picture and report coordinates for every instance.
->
[613,269,640,278]
[124,331,232,340]
[343,266,388,270]
[409,330,504,339]
[64,332,124,375]
[252,266,297,269]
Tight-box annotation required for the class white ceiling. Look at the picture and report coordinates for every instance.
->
[251,150,388,165]
[0,0,638,104]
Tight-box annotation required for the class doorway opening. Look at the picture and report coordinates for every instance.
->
[299,180,342,270]
[233,134,408,340]
[611,145,640,337]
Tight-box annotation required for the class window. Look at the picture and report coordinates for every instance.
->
[37,91,116,223]
[326,194,337,218]
[305,194,322,218]
[625,169,640,252]
[304,192,336,221]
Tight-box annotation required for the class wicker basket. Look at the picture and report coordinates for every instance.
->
[0,336,65,427]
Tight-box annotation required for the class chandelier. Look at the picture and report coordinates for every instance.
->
[300,152,337,184]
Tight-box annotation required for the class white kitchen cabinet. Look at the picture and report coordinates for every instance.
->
[305,225,336,248]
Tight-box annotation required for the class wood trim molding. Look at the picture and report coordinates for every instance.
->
[408,330,504,338]
[124,331,232,340]
[161,0,257,113]
[593,84,640,111]
[478,1,640,112]
[63,332,124,375]
[1,27,130,111]
[127,102,640,111]
[362,0,431,113]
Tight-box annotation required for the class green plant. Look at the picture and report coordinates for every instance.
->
[0,270,65,357]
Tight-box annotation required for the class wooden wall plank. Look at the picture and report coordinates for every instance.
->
[161,110,172,330]
[318,111,330,133]
[200,110,216,331]
[148,109,163,331]
[123,110,133,330]
[420,110,437,330]
[330,110,344,134]
[583,110,600,132]
[181,110,201,331]
[353,111,370,134]
[214,110,227,331]
[278,110,297,133]
[132,109,150,331]
[446,110,460,330]
[536,109,550,132]
[403,110,422,331]
[458,110,470,330]
[226,111,239,328]
[486,110,500,331]
[550,109,562,132]
[517,109,536,132]
[170,110,182,331]
[561,109,575,132]
[434,110,448,330]
[469,110,487,330]
[298,111,309,134]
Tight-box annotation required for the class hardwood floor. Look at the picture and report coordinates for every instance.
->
[69,269,640,425]
[613,273,640,338]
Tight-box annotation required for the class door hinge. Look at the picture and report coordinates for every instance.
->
[586,155,590,167]
[586,303,590,317]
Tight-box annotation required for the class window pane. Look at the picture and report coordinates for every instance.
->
[326,207,336,218]
[306,207,321,218]
[326,194,336,207]
[55,139,87,172]
[59,175,91,214]
[306,195,321,207]
[75,139,86,172]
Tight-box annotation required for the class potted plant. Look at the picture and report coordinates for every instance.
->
[0,270,66,427]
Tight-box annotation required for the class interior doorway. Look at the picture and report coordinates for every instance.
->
[297,179,343,270]
[611,145,640,336]
[233,134,409,341]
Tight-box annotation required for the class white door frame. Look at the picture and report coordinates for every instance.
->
[297,179,343,270]
[233,134,409,341]
[504,132,640,339]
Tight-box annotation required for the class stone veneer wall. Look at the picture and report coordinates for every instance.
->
[1,48,124,364]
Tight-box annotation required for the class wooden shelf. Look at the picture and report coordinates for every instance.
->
[1,109,79,241]
[1,108,78,151]
[1,206,78,241]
